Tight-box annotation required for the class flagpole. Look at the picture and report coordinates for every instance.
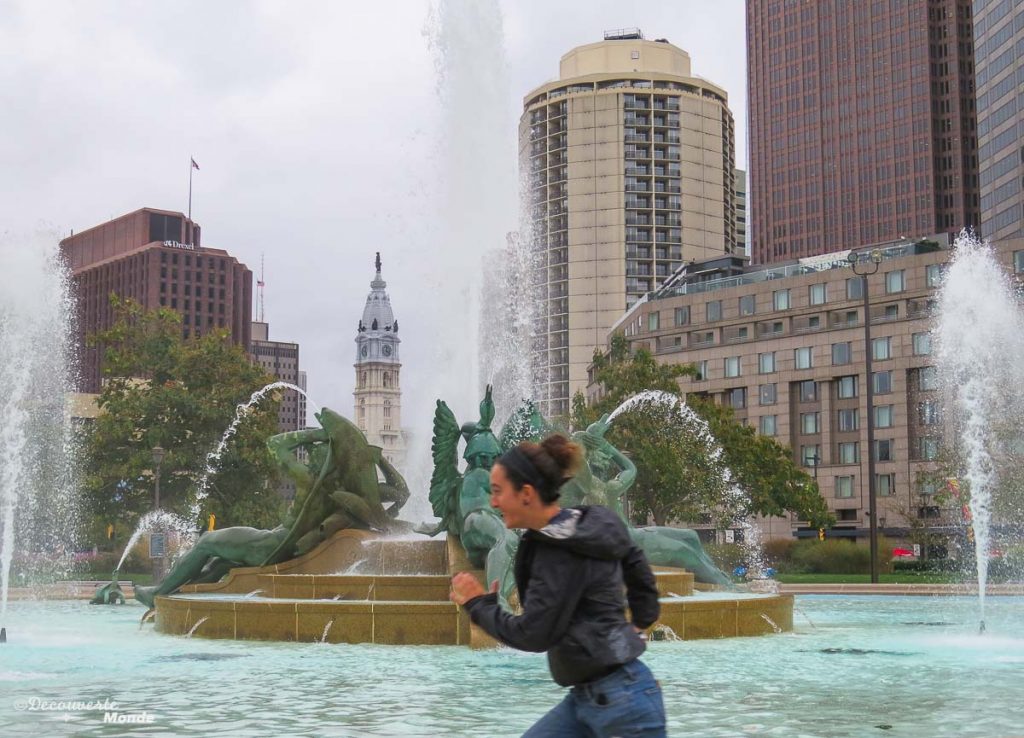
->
[188,157,193,222]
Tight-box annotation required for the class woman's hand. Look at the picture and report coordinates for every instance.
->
[449,572,495,606]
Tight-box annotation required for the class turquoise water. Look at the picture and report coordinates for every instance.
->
[1,596,1022,737]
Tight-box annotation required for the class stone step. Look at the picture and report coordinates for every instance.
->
[256,573,452,602]
[158,594,463,645]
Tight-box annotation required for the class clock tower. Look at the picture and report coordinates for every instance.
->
[354,253,405,469]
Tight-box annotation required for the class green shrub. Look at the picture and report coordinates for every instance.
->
[762,538,798,572]
[789,539,889,574]
[704,542,746,573]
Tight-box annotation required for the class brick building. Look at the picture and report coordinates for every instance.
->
[597,233,1024,541]
[60,207,252,392]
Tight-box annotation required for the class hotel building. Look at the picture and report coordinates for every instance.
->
[598,234,1024,541]
[60,208,253,393]
[522,29,738,417]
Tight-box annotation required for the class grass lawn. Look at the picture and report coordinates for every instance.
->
[775,572,961,584]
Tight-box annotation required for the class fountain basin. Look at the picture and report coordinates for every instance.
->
[4,595,1022,737]
[154,529,792,644]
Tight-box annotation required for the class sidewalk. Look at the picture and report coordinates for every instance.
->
[778,582,1024,596]
[6,580,137,601]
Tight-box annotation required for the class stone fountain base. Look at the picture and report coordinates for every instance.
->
[155,529,792,644]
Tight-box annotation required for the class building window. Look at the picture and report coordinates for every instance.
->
[799,380,817,402]
[832,342,852,365]
[874,439,894,462]
[872,337,892,360]
[838,442,860,464]
[837,375,858,399]
[706,300,722,322]
[648,312,660,331]
[759,383,777,405]
[919,366,938,390]
[918,401,940,425]
[1014,251,1024,274]
[809,283,827,305]
[759,415,777,436]
[773,289,791,310]
[674,306,690,325]
[885,270,905,293]
[873,370,892,394]
[876,473,895,497]
[740,294,756,316]
[919,479,938,496]
[912,332,932,355]
[875,405,894,428]
[724,356,741,378]
[728,387,746,409]
[758,352,776,373]
[694,360,708,380]
[925,263,943,287]
[847,277,864,300]
[919,437,939,460]
[835,476,855,499]
[801,445,821,467]
[801,412,820,434]
[838,408,859,432]
[795,347,813,370]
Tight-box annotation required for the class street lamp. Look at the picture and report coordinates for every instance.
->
[151,445,166,578]
[848,249,883,583]
[809,451,821,481]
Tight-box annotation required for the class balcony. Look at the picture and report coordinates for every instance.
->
[625,133,649,143]
[626,214,651,225]
[654,183,681,193]
[625,166,649,176]
[624,100,650,110]
[625,181,650,192]
[624,115,650,126]
[625,148,650,160]
[626,246,651,259]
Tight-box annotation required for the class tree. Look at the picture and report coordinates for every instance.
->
[82,297,284,547]
[573,334,833,528]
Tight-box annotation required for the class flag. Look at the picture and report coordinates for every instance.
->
[191,158,200,171]
[257,279,265,287]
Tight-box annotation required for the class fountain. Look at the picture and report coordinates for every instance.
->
[934,231,1024,630]
[0,235,79,639]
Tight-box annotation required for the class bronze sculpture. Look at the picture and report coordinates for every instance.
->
[569,416,731,585]
[421,386,520,603]
[135,408,408,608]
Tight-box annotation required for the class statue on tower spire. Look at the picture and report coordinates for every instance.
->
[375,251,382,274]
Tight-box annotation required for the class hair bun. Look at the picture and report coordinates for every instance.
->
[539,433,583,478]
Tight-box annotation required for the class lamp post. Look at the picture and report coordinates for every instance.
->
[848,249,883,583]
[151,445,166,578]
[810,451,821,481]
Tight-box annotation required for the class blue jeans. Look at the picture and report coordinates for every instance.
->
[523,659,666,737]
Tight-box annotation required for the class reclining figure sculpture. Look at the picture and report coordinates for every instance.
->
[135,407,408,608]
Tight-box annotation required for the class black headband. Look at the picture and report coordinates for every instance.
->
[498,447,546,492]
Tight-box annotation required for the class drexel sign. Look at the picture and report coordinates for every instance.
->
[162,240,196,251]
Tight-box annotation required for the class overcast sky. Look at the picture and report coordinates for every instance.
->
[1,0,746,434]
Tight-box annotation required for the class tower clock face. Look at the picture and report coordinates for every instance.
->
[382,344,392,357]
[360,345,368,358]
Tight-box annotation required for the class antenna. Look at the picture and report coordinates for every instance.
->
[257,253,266,322]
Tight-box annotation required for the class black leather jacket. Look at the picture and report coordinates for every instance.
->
[464,506,660,686]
